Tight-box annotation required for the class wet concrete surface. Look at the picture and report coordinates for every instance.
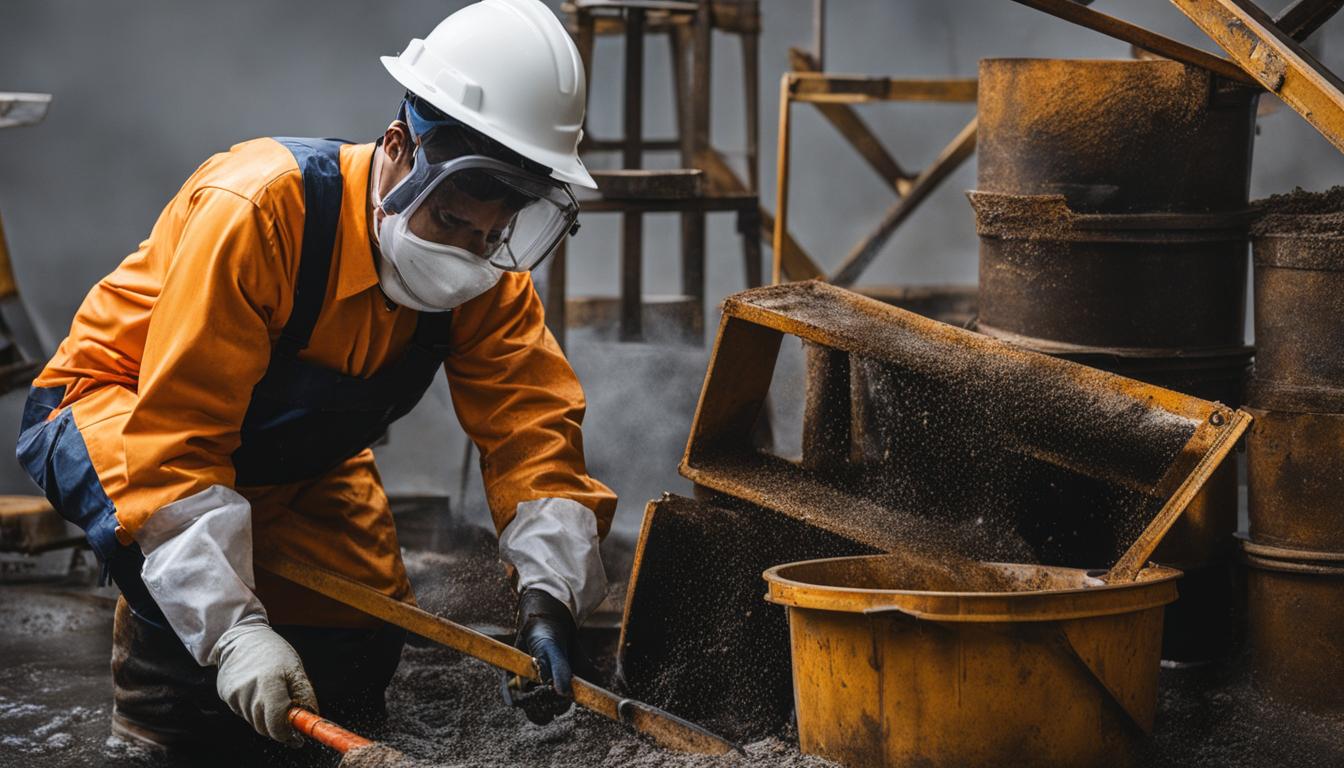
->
[0,569,146,767]
[3,546,1343,767]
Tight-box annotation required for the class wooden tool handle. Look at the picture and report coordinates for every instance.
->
[257,548,538,680]
[288,708,373,754]
[257,549,741,755]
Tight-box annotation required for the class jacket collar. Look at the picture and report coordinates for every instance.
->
[333,143,381,300]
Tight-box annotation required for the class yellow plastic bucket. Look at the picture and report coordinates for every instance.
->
[764,554,1179,768]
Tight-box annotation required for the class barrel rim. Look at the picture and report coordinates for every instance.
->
[977,56,1227,73]
[1237,533,1344,567]
[1245,381,1344,415]
[969,191,1253,242]
[762,554,1181,622]
[1243,553,1344,576]
[973,323,1253,360]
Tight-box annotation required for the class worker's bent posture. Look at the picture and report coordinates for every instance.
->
[16,0,614,752]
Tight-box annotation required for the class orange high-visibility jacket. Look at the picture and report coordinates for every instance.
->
[31,138,616,624]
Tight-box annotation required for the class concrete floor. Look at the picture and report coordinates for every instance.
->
[0,551,826,768]
[3,544,1343,767]
[0,570,141,766]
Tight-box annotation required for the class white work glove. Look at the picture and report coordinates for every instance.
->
[137,485,318,744]
[214,621,318,746]
[498,498,608,622]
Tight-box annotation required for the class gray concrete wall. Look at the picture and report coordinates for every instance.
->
[1,1,1341,542]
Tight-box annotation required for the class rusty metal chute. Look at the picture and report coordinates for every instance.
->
[616,493,873,742]
[684,281,1246,574]
[618,281,1249,737]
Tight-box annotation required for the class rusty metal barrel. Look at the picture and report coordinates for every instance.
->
[1241,538,1344,714]
[968,58,1257,663]
[1239,192,1344,712]
[1251,192,1344,394]
[977,58,1258,213]
[971,193,1250,353]
[1245,404,1344,551]
[1245,191,1344,551]
[765,554,1178,768]
[974,58,1257,355]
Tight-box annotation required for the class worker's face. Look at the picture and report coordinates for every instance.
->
[407,182,519,257]
[377,122,520,257]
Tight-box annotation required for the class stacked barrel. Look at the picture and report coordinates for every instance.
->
[971,58,1260,662]
[1243,191,1344,711]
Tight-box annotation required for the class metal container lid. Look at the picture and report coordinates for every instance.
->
[0,93,52,130]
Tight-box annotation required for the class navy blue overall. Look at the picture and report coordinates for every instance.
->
[17,138,453,624]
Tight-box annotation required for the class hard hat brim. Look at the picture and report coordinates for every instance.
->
[381,55,598,190]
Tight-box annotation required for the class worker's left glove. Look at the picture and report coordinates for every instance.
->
[510,588,578,724]
[136,485,315,743]
[214,621,318,746]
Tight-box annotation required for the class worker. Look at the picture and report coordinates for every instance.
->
[15,0,615,755]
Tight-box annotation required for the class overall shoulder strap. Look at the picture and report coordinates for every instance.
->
[411,310,455,351]
[271,137,348,359]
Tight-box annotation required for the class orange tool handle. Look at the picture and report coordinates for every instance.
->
[287,707,373,754]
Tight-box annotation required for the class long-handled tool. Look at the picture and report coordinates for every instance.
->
[256,549,741,756]
[288,708,374,753]
[288,707,427,768]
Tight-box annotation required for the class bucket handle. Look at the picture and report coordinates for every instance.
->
[862,605,936,620]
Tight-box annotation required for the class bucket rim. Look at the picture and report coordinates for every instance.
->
[762,554,1180,623]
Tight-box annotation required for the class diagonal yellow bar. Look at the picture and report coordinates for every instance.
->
[1010,0,1257,85]
[1173,0,1344,154]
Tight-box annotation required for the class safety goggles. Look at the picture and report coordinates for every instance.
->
[382,100,580,272]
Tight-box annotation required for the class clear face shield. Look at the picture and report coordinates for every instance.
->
[380,101,580,272]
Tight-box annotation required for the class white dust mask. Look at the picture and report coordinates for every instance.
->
[375,212,503,312]
[371,148,504,312]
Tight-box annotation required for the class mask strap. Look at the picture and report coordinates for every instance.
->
[403,98,461,144]
[371,147,385,209]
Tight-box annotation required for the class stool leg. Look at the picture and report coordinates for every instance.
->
[620,8,646,342]
[669,26,691,154]
[740,9,760,193]
[544,238,568,351]
[690,1,712,160]
[621,216,643,342]
[576,10,596,154]
[678,1,713,344]
[739,207,763,289]
[681,212,705,343]
[675,23,699,343]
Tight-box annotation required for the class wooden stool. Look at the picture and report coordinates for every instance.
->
[544,169,759,346]
[0,496,79,556]
[550,0,762,344]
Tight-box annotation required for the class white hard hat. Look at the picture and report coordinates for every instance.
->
[381,0,596,189]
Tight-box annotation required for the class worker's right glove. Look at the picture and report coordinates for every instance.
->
[509,588,579,724]
[496,498,607,724]
[213,621,318,746]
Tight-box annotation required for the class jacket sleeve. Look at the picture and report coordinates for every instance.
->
[443,271,617,538]
[116,185,286,537]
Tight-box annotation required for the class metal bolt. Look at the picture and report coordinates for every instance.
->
[1210,412,1226,426]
